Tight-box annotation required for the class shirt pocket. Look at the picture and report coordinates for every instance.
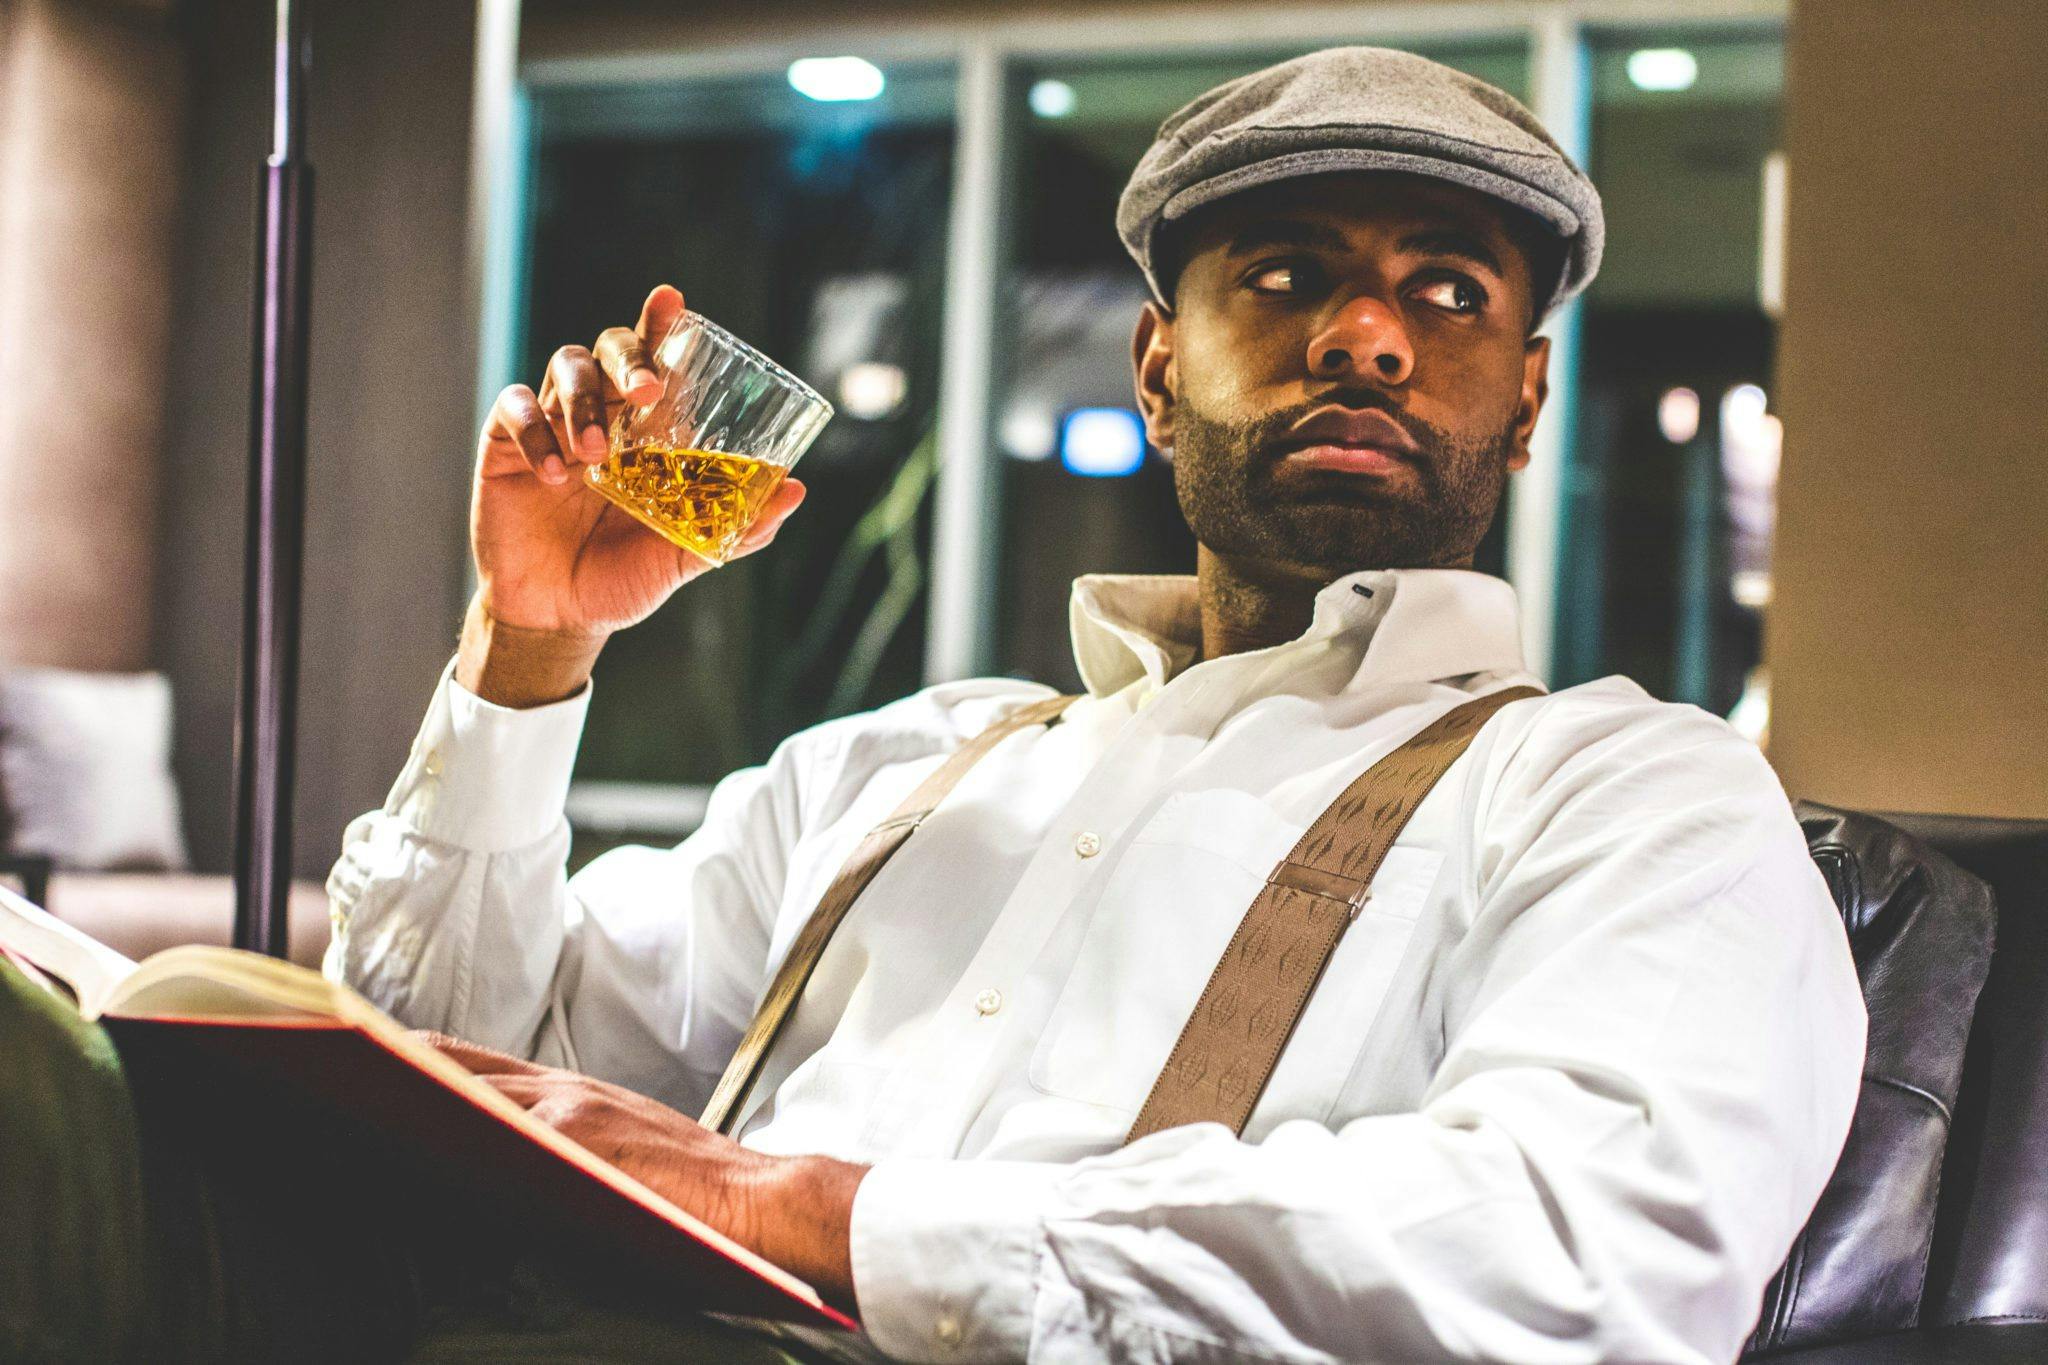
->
[1028,787,1445,1124]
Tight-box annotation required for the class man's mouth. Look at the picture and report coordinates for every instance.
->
[1270,406,1421,479]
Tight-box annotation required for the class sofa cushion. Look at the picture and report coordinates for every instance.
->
[0,668,188,872]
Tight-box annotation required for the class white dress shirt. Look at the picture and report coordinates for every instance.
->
[326,568,1865,1364]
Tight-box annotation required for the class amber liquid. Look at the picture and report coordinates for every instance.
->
[585,443,788,564]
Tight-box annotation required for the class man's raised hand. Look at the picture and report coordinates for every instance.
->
[458,283,808,706]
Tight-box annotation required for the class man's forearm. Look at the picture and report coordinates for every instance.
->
[746,1155,867,1311]
[455,592,608,708]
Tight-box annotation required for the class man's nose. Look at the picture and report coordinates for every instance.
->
[1307,296,1415,387]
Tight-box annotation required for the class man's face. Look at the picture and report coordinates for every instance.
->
[1132,172,1551,578]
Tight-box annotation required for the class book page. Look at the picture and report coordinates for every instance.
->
[104,943,356,1021]
[0,884,137,1016]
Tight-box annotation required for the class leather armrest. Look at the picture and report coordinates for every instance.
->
[1755,1322,2048,1363]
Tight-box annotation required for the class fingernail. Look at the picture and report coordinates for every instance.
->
[580,425,607,458]
[541,456,566,483]
[629,368,659,395]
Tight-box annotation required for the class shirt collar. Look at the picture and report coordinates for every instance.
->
[1067,568,1529,698]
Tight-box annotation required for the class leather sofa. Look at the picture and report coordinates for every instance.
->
[1749,806,2048,1361]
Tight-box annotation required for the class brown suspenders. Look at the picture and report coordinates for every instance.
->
[1125,683,1542,1141]
[700,684,1542,1140]
[699,693,1078,1134]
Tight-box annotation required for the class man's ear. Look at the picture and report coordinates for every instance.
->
[1508,333,1551,472]
[1132,300,1177,456]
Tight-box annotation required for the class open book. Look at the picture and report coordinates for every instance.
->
[0,885,853,1332]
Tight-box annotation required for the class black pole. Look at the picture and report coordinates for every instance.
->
[232,0,313,958]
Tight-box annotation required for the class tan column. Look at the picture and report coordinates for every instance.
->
[1765,0,2048,818]
[0,0,183,670]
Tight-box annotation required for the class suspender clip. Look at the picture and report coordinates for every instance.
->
[1266,859,1373,918]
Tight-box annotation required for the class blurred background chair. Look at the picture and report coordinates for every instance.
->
[0,663,329,968]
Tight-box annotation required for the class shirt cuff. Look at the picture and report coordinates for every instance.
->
[382,658,591,854]
[851,1158,1061,1362]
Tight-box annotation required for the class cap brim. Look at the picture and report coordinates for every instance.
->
[1150,147,1591,316]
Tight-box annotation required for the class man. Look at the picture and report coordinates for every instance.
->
[330,44,1864,1360]
[4,48,1862,1363]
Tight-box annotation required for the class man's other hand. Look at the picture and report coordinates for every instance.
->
[422,1032,865,1311]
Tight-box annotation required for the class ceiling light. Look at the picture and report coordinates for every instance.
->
[1626,48,1698,92]
[788,56,886,103]
[1029,79,1076,118]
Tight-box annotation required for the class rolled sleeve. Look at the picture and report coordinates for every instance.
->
[387,659,592,854]
[851,1157,1060,1361]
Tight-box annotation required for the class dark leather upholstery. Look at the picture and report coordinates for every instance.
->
[1747,806,1998,1353]
[1743,807,2048,1361]
[1892,814,2048,1329]
[1766,1321,2048,1364]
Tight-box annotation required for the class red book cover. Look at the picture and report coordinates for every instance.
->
[104,1013,856,1333]
[0,891,855,1331]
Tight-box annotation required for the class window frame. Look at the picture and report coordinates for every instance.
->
[474,0,1788,770]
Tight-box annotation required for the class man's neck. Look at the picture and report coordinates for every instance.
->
[1195,546,1333,661]
[1195,546,1481,661]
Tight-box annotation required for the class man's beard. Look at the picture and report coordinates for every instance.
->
[1170,388,1514,573]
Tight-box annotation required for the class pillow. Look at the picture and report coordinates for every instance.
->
[0,667,189,872]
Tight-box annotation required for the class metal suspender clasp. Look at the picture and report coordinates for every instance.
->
[872,811,928,837]
[1265,859,1374,919]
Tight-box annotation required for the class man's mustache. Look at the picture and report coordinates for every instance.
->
[1240,387,1441,461]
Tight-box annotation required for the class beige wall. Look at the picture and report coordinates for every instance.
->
[0,0,181,670]
[1764,0,2048,818]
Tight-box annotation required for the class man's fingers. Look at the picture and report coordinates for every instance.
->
[595,325,661,407]
[732,477,807,556]
[486,383,567,483]
[544,346,610,466]
[480,1072,548,1100]
[635,283,685,347]
[630,282,687,398]
[474,1073,599,1137]
[418,1029,549,1077]
[471,1074,574,1130]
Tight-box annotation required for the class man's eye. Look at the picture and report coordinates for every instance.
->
[1414,277,1487,313]
[1246,262,1316,295]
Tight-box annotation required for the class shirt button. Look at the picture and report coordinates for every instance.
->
[421,747,443,777]
[935,1314,963,1346]
[974,987,1003,1017]
[1073,830,1101,858]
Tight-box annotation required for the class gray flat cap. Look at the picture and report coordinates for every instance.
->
[1117,46,1603,318]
